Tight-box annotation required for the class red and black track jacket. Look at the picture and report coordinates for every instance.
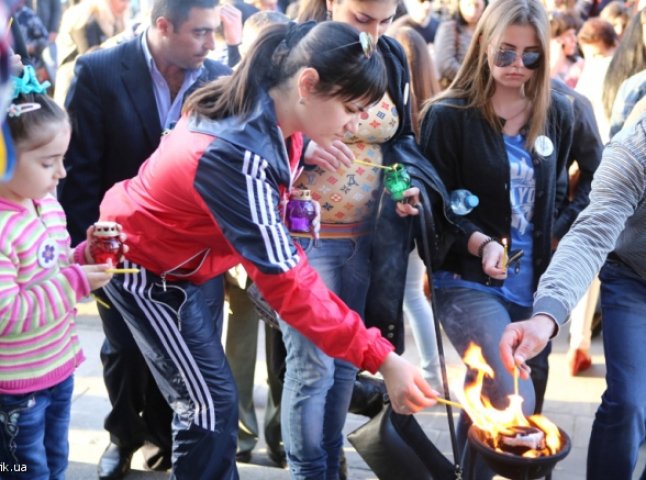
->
[100,92,394,373]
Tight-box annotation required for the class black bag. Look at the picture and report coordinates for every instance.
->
[347,402,456,480]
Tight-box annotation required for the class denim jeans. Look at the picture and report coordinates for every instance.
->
[587,260,646,480]
[279,236,370,480]
[0,375,74,480]
[403,248,441,386]
[434,287,536,480]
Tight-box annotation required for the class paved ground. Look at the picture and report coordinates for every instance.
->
[67,301,644,480]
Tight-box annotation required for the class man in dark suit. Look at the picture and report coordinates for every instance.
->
[58,1,230,479]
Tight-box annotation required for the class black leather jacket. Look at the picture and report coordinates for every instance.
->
[418,91,574,290]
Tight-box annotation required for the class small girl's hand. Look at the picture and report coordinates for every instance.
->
[81,264,114,291]
[395,187,420,217]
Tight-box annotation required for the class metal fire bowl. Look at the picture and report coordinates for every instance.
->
[467,425,572,480]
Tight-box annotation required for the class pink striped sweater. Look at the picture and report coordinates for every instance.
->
[0,194,88,394]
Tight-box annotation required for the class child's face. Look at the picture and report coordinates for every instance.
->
[0,125,70,204]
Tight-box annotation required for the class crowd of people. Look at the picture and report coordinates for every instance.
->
[2,0,646,479]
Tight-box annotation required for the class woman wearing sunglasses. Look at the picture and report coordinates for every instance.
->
[419,0,573,476]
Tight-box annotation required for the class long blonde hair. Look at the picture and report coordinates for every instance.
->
[422,0,551,151]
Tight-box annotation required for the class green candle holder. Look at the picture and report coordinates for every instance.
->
[384,163,411,201]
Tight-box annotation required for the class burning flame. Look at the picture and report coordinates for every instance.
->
[458,343,563,456]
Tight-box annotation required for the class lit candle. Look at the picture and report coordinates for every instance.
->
[501,237,509,269]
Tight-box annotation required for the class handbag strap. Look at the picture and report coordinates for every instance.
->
[416,200,462,478]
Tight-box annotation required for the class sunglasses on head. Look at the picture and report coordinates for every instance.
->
[494,49,542,70]
[329,31,376,59]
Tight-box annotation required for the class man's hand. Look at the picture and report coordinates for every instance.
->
[219,4,242,46]
[378,352,438,414]
[499,315,557,378]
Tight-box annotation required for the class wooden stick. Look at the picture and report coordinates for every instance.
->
[353,159,393,171]
[514,364,519,397]
[435,396,463,409]
[7,17,13,30]
[106,268,140,274]
[92,294,110,310]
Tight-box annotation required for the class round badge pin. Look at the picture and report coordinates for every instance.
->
[37,238,59,269]
[534,135,554,157]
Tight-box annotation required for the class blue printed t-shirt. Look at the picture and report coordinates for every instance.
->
[434,133,535,307]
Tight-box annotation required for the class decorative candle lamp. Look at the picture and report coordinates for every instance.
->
[384,163,411,201]
[286,189,317,233]
[90,221,123,265]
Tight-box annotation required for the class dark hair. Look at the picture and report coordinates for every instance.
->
[184,21,387,120]
[549,10,581,38]
[602,8,646,118]
[7,93,69,151]
[577,17,617,49]
[150,0,218,28]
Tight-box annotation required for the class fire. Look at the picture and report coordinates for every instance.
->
[458,343,563,456]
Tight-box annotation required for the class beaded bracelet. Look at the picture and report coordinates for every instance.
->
[477,237,498,258]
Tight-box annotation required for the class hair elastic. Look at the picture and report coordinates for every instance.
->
[11,65,51,99]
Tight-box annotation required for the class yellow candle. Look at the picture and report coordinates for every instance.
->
[435,396,463,409]
[106,268,140,274]
[353,159,393,171]
[501,237,509,269]
[92,294,110,309]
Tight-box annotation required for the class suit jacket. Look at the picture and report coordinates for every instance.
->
[59,35,231,245]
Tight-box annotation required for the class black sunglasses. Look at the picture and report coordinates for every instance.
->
[494,49,542,70]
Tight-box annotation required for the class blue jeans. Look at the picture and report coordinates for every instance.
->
[279,236,370,480]
[0,375,74,480]
[403,248,441,386]
[435,288,535,480]
[587,260,646,480]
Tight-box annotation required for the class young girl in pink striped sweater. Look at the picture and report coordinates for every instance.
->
[0,67,114,479]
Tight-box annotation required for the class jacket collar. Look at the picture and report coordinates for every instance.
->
[188,91,290,168]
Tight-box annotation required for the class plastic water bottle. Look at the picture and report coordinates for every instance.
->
[449,189,479,215]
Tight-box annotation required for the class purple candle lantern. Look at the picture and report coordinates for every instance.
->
[286,189,317,233]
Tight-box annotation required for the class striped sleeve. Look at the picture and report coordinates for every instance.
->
[194,142,299,274]
[0,203,90,335]
[533,123,646,323]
